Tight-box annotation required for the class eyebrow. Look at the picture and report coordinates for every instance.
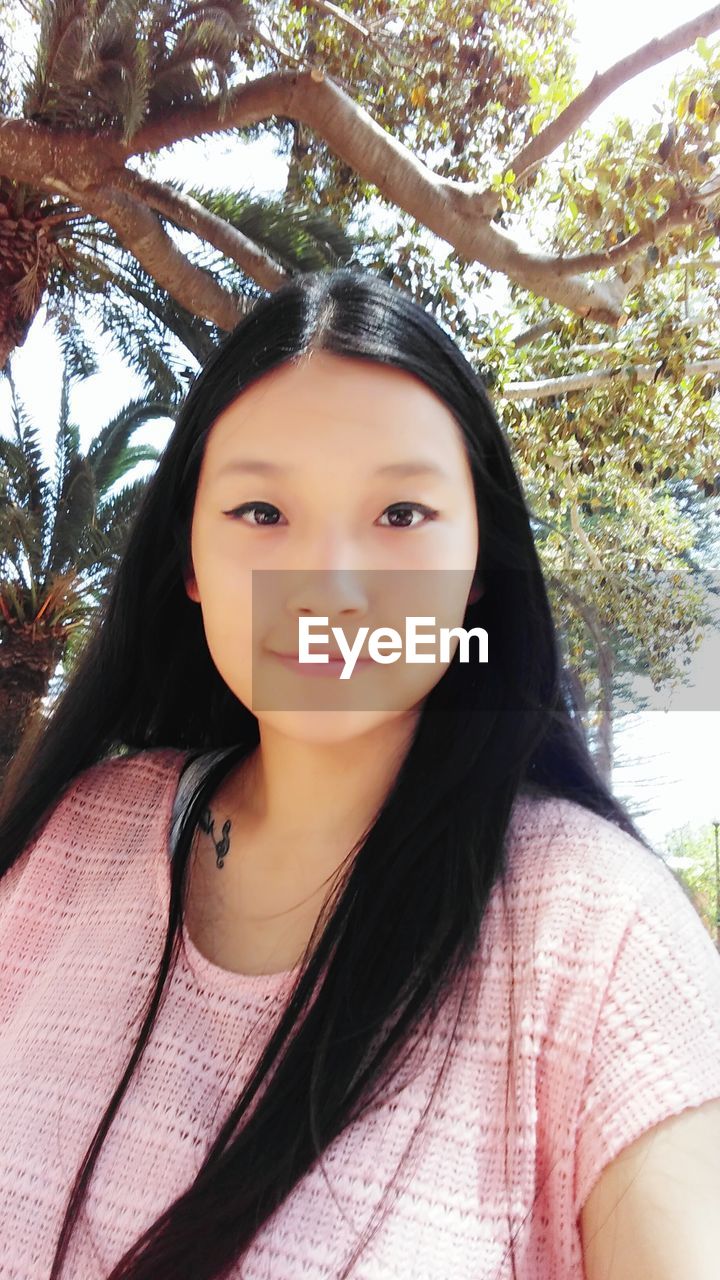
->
[215,459,452,480]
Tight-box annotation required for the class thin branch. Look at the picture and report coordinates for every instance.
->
[76,184,246,331]
[252,20,303,68]
[512,317,563,347]
[304,0,371,40]
[548,189,715,277]
[107,170,290,289]
[495,5,720,197]
[685,263,690,319]
[301,0,422,72]
[672,257,720,269]
[501,355,720,400]
[558,342,615,354]
[570,500,604,572]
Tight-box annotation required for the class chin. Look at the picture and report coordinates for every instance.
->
[254,707,413,745]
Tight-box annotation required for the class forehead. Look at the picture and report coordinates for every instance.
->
[204,351,465,454]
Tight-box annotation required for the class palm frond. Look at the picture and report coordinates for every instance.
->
[0,498,41,596]
[178,183,358,271]
[0,575,34,622]
[43,363,79,578]
[48,363,74,533]
[43,455,97,584]
[0,437,36,504]
[104,440,163,479]
[5,369,53,532]
[165,10,238,66]
[85,397,174,492]
[25,0,90,120]
[11,253,48,318]
[79,474,154,586]
[95,473,152,541]
[49,231,221,378]
[1,352,170,627]
[55,319,100,381]
[24,0,253,132]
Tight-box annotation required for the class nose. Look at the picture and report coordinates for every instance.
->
[285,566,369,620]
[280,522,373,615]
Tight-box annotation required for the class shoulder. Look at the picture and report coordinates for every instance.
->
[497,788,666,921]
[500,788,698,938]
[45,746,192,835]
[67,745,190,798]
[500,791,720,1002]
[6,748,192,911]
[490,791,720,1050]
[506,789,661,882]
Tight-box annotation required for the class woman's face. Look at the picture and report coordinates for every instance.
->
[184,351,481,745]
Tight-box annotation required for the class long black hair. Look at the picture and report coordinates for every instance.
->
[0,266,651,1279]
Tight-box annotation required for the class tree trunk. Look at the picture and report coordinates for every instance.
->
[593,620,615,786]
[0,625,59,784]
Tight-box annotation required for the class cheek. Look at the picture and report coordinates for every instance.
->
[190,546,254,685]
[192,517,251,599]
[199,614,256,711]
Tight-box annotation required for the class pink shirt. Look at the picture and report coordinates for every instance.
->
[2,745,720,1279]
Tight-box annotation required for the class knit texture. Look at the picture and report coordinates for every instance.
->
[2,745,720,1280]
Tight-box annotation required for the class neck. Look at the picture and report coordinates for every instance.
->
[223,714,420,864]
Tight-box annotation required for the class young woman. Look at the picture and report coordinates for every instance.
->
[1,267,719,1280]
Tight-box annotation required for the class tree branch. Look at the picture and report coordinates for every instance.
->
[75,185,245,331]
[496,4,720,196]
[501,355,720,400]
[512,317,564,347]
[548,187,718,277]
[125,71,632,324]
[0,115,126,187]
[570,500,604,572]
[107,170,291,290]
[303,0,370,40]
[673,256,720,269]
[300,0,423,72]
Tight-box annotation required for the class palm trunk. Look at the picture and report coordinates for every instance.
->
[0,181,55,370]
[0,623,59,784]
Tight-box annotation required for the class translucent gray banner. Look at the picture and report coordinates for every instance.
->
[247,568,720,713]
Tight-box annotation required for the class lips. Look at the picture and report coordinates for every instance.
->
[272,651,365,661]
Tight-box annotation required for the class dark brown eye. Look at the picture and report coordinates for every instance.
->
[225,503,284,526]
[378,504,438,529]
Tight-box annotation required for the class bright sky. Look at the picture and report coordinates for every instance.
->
[1,0,718,852]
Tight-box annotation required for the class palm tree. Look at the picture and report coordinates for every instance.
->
[0,1,358,376]
[0,358,176,776]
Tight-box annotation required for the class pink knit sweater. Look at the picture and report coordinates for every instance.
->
[2,746,720,1280]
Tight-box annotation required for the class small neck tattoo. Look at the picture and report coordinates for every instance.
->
[198,805,232,869]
